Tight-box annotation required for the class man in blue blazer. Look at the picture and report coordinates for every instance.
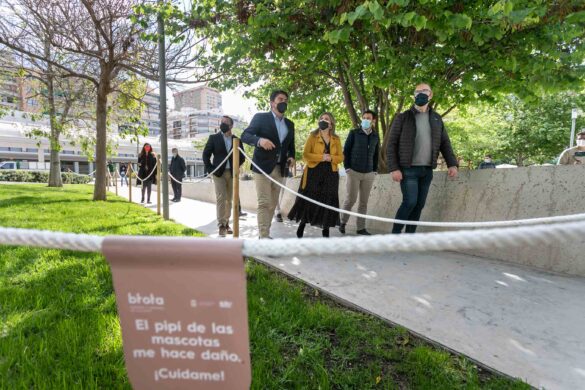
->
[241,90,295,239]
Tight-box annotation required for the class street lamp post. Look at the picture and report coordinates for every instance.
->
[570,108,578,148]
[158,3,169,220]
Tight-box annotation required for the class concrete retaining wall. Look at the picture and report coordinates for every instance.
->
[182,166,585,277]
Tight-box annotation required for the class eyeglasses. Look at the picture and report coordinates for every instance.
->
[414,89,431,94]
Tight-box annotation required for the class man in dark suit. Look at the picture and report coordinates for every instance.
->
[169,148,186,202]
[202,115,244,237]
[241,90,295,239]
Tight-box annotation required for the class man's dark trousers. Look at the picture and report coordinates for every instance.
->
[172,178,182,200]
[392,166,433,234]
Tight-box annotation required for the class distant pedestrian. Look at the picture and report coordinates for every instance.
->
[119,163,128,186]
[288,113,343,238]
[137,143,157,204]
[478,155,496,169]
[558,131,585,165]
[169,148,186,202]
[107,161,115,187]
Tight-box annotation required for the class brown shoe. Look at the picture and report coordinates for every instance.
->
[226,225,233,234]
[219,225,227,237]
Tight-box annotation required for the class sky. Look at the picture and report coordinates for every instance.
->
[221,88,259,122]
[163,84,258,123]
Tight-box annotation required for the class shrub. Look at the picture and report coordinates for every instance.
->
[61,172,91,184]
[0,170,33,182]
[0,170,91,184]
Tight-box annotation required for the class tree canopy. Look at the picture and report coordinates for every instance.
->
[446,91,585,167]
[194,0,585,169]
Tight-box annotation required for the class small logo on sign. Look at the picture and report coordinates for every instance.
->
[128,293,165,306]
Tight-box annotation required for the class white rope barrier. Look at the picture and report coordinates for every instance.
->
[2,148,582,258]
[167,149,234,184]
[194,149,234,183]
[129,159,159,183]
[238,147,585,228]
[557,148,571,166]
[0,219,584,258]
[168,172,184,185]
[0,227,103,252]
[242,219,585,258]
[170,171,210,184]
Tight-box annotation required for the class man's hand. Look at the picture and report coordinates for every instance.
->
[323,154,331,162]
[287,157,295,167]
[391,170,402,182]
[448,166,458,178]
[259,138,276,150]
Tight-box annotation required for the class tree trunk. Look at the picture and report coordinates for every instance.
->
[45,41,62,187]
[48,147,62,186]
[342,62,368,113]
[441,104,457,117]
[378,96,406,173]
[376,88,389,173]
[93,78,109,201]
[337,64,359,128]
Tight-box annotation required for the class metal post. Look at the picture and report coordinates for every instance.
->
[158,2,170,220]
[232,139,240,238]
[114,170,118,196]
[570,108,578,148]
[128,163,133,203]
[157,156,161,215]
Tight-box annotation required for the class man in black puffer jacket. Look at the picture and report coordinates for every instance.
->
[387,83,458,234]
[339,110,380,235]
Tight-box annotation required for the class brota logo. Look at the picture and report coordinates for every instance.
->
[128,292,165,305]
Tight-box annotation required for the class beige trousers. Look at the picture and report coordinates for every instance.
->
[254,166,285,238]
[341,170,376,230]
[213,171,233,227]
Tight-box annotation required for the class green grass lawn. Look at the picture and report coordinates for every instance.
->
[0,184,529,389]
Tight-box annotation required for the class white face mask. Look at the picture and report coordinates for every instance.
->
[361,119,371,130]
[577,139,585,147]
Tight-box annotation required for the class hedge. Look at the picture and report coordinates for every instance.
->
[0,170,91,184]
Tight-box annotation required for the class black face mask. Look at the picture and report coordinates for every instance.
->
[220,123,231,133]
[415,93,429,107]
[318,120,329,130]
[276,102,288,114]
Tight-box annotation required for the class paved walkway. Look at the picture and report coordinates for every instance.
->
[113,185,585,390]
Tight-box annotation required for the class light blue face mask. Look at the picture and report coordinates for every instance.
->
[361,119,371,129]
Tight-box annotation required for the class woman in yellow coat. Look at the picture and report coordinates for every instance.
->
[288,112,344,238]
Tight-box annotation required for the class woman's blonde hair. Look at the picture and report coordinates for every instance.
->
[311,112,336,136]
